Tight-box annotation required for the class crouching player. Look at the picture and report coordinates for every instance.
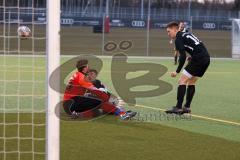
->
[165,22,210,114]
[63,59,137,120]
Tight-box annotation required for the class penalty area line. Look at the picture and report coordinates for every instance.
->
[134,104,240,127]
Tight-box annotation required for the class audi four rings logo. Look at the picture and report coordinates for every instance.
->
[132,21,145,27]
[61,19,74,25]
[203,23,216,29]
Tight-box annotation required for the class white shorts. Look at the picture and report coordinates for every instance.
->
[183,69,193,79]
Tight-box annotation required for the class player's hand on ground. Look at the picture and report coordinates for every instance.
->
[170,71,177,77]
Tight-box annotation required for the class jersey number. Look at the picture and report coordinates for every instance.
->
[186,35,200,45]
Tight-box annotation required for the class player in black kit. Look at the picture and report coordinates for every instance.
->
[165,22,210,114]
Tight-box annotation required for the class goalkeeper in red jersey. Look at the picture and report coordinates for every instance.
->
[63,59,136,120]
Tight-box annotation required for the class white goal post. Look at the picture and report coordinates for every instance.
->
[232,19,240,59]
[46,0,60,160]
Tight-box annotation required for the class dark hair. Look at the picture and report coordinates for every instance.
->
[76,59,88,72]
[166,21,179,28]
[88,69,98,75]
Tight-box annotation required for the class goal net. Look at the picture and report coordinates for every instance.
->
[232,19,240,59]
[0,0,60,160]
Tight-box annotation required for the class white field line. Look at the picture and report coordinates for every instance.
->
[135,104,240,127]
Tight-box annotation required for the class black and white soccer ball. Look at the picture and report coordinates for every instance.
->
[17,26,31,39]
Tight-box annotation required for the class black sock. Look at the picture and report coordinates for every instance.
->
[174,55,178,64]
[185,85,195,108]
[176,85,186,109]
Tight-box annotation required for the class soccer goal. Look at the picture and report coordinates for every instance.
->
[0,0,60,160]
[232,19,240,59]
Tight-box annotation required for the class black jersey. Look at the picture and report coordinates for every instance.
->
[92,79,111,96]
[175,31,209,73]
[92,79,105,89]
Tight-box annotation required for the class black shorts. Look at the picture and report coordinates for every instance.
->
[184,57,210,78]
[63,96,102,115]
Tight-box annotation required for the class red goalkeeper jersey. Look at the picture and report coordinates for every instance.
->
[63,71,93,101]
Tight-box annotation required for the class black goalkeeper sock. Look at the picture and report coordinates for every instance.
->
[185,85,195,108]
[176,85,186,109]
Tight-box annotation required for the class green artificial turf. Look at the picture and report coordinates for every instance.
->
[0,56,240,160]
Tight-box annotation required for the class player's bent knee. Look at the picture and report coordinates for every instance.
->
[188,77,198,85]
[178,76,189,85]
[178,80,187,85]
[188,81,197,85]
[187,82,196,85]
[63,99,75,115]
